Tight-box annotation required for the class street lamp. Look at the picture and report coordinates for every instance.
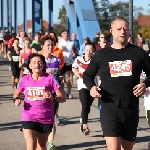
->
[129,0,133,35]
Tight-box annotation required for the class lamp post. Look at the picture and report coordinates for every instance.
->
[129,0,133,35]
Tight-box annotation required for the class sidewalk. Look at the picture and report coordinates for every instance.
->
[0,55,149,150]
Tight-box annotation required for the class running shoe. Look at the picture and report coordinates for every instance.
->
[55,114,60,126]
[80,118,82,124]
[80,124,90,135]
[47,142,56,150]
[68,94,76,99]
[9,66,11,71]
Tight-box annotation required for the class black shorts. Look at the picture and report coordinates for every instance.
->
[0,40,3,44]
[22,121,53,133]
[60,63,72,75]
[146,110,150,126]
[100,104,139,142]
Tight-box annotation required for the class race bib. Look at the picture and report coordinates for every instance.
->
[27,87,45,101]
[109,60,132,77]
[12,56,19,62]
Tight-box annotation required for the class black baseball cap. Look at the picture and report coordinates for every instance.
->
[84,37,90,42]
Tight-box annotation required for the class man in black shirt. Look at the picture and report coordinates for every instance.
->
[83,16,150,150]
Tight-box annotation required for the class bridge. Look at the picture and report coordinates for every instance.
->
[0,0,100,44]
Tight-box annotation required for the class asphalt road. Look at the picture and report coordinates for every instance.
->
[0,55,150,150]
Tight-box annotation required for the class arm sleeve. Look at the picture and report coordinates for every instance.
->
[83,52,99,90]
[142,51,150,87]
[17,76,25,93]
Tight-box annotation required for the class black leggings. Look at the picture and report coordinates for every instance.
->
[11,62,20,78]
[79,88,94,124]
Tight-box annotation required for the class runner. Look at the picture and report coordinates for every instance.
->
[72,42,95,135]
[58,30,76,99]
[83,16,150,150]
[7,38,21,88]
[19,37,36,75]
[0,30,4,53]
[3,30,12,58]
[41,36,62,149]
[18,31,25,49]
[13,53,66,150]
[31,32,41,54]
[41,34,65,126]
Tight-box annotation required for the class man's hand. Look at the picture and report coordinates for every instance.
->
[133,83,146,97]
[90,86,101,98]
[44,91,53,102]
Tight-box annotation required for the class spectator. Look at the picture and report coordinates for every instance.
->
[92,32,100,45]
[71,32,80,55]
[79,37,90,56]
[95,33,109,50]
[137,33,143,48]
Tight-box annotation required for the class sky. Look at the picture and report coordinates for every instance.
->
[0,0,149,28]
[53,0,150,23]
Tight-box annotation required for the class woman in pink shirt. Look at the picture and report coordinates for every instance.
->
[13,53,66,150]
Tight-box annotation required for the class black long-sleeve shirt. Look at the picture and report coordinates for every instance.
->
[83,43,150,107]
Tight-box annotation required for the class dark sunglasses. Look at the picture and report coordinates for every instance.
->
[100,37,106,38]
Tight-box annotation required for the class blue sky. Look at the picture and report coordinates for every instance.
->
[0,0,149,27]
[53,0,150,23]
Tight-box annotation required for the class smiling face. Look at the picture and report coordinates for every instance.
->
[29,56,44,73]
[110,19,129,44]
[43,39,54,55]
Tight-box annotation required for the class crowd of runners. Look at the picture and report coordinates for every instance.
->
[1,16,150,150]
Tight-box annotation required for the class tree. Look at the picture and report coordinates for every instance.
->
[147,4,150,14]
[133,6,143,19]
[57,6,67,27]
[109,1,129,20]
[53,5,67,35]
[138,26,150,40]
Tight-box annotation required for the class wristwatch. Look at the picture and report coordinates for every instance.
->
[13,97,20,103]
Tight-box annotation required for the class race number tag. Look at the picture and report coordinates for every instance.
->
[27,87,45,101]
[12,56,19,62]
[109,60,132,77]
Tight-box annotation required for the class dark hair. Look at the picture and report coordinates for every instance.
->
[11,33,16,38]
[137,33,142,37]
[49,31,58,45]
[14,38,19,41]
[85,42,96,52]
[41,36,54,46]
[27,53,46,73]
[34,32,41,37]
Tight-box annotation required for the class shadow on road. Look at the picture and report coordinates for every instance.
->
[57,140,106,150]
[59,117,100,126]
[0,121,22,131]
[136,135,150,143]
